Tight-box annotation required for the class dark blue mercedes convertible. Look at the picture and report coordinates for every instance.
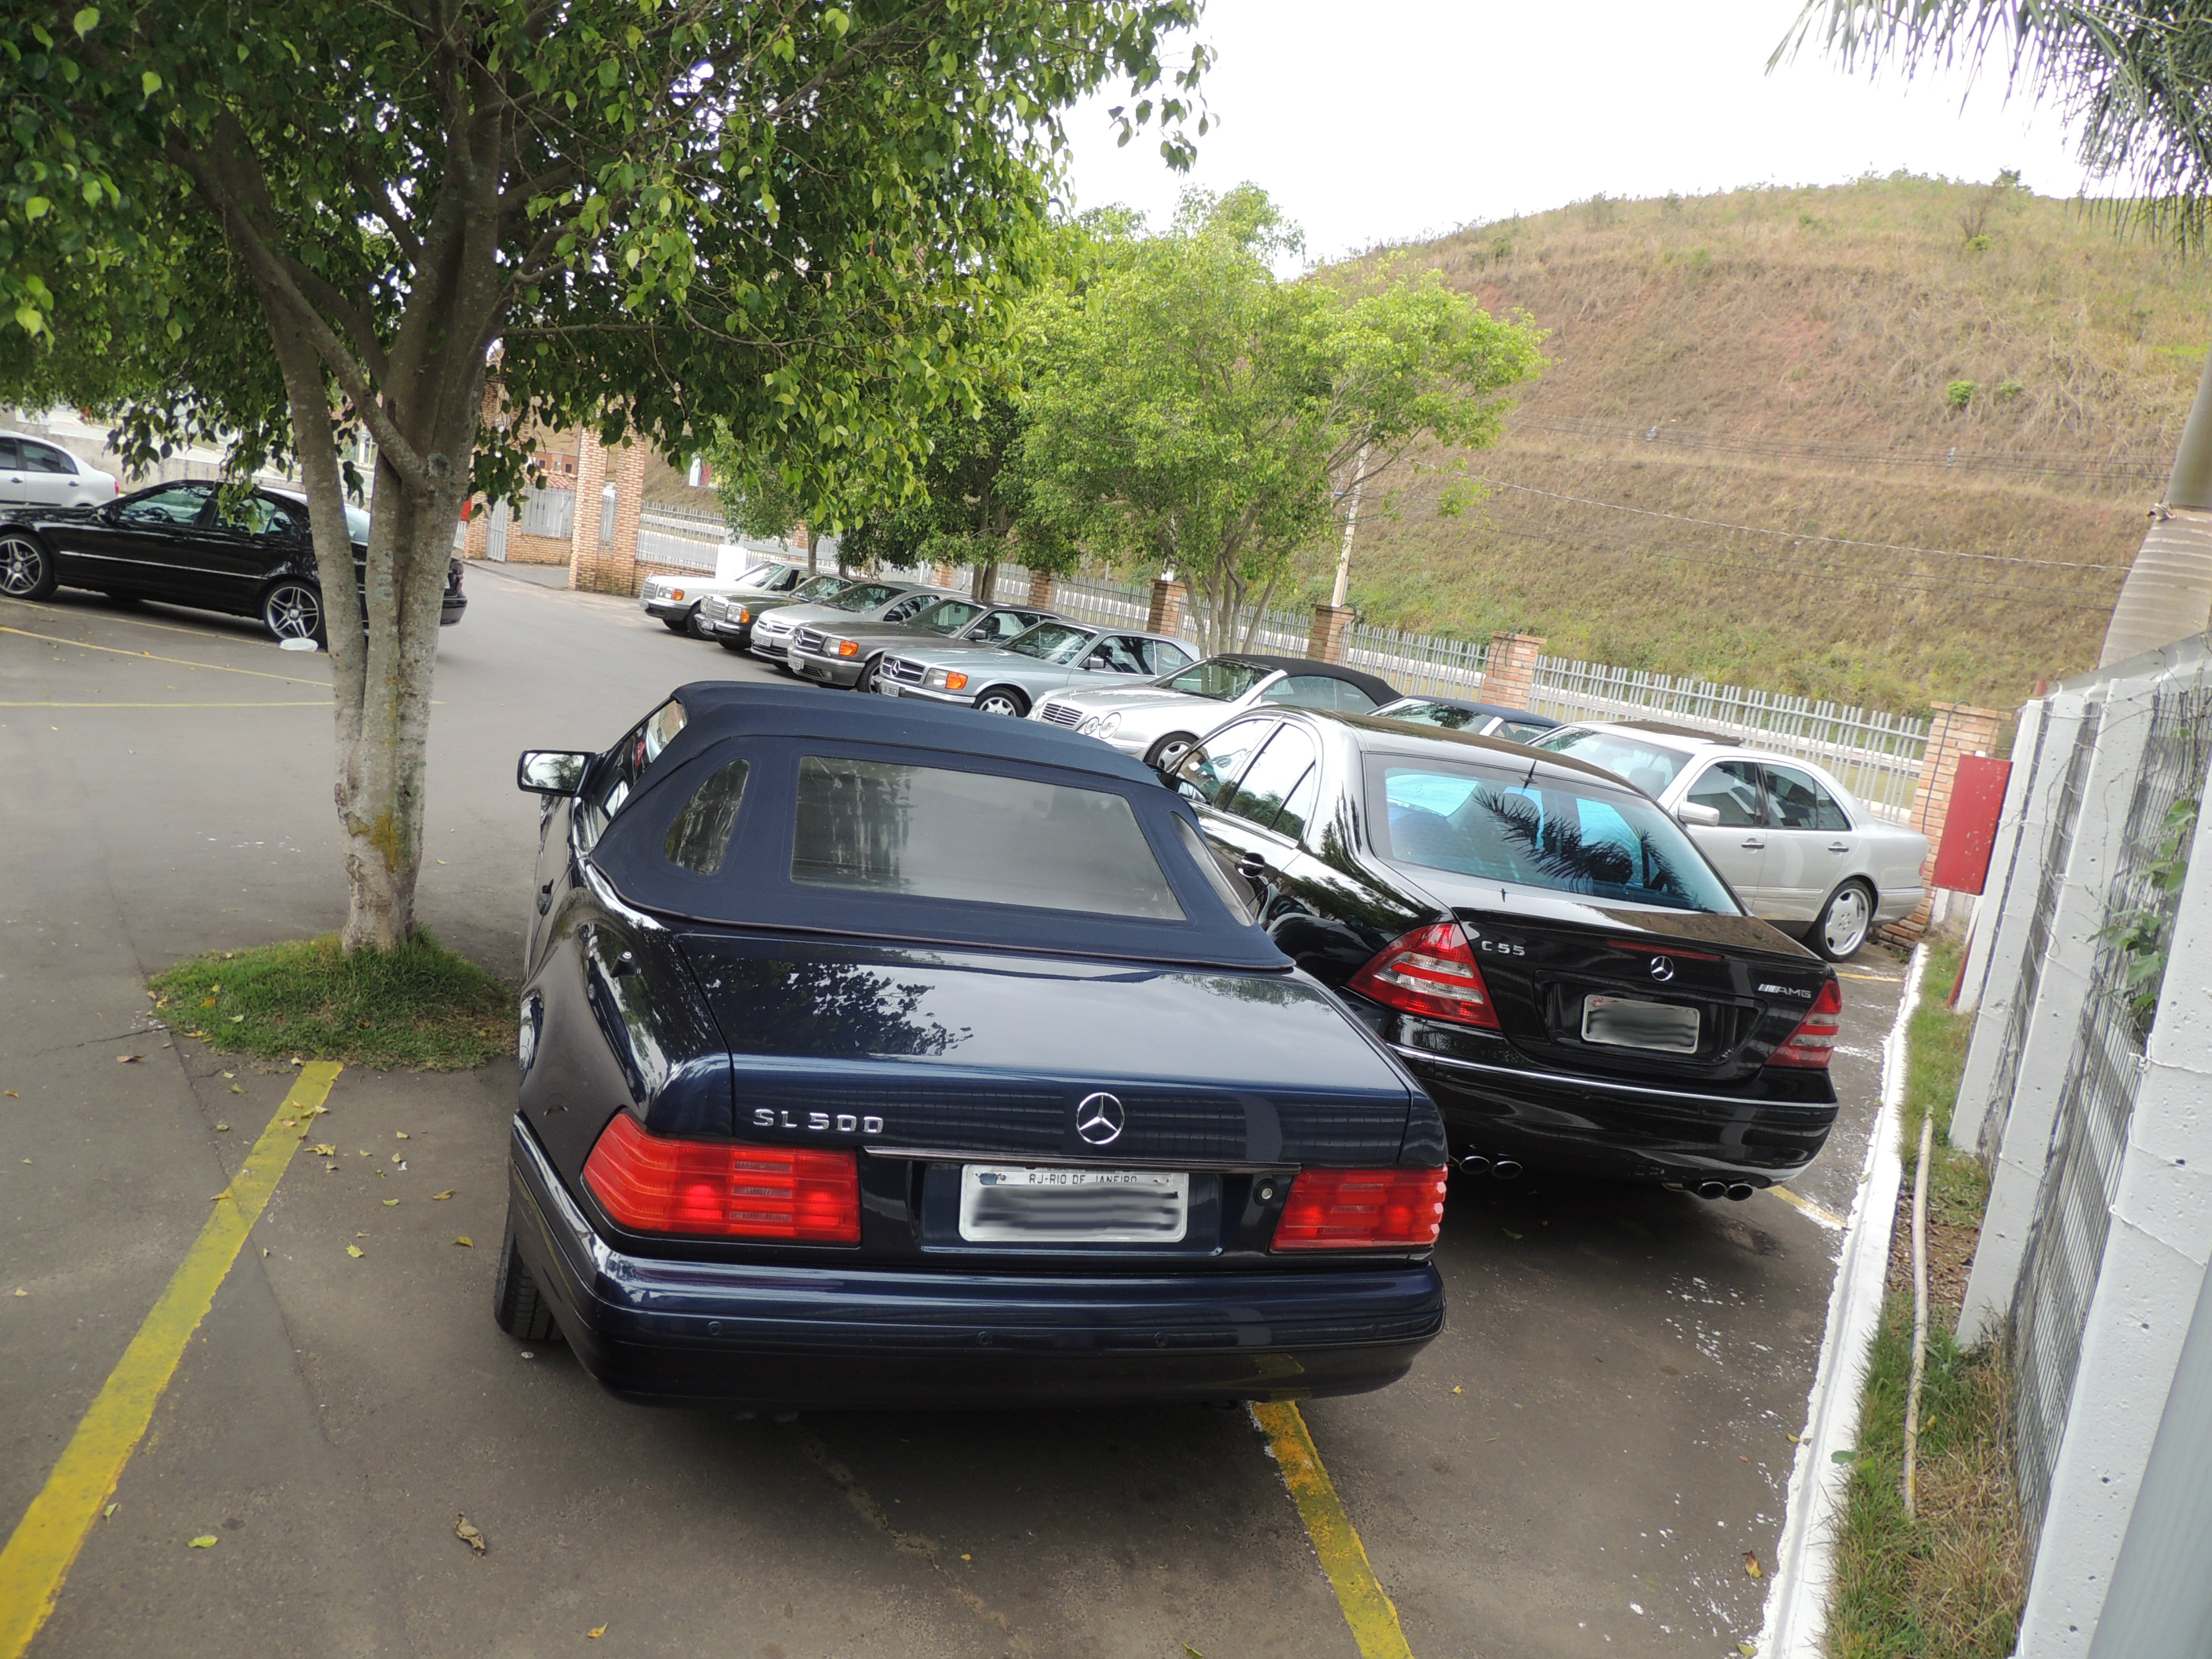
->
[502,683,1448,1409]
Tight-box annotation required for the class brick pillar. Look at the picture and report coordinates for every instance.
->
[1145,578,1187,638]
[932,561,958,590]
[1484,632,1546,709]
[566,428,608,591]
[462,498,491,561]
[1308,603,1354,664]
[603,441,648,594]
[1027,568,1057,609]
[1879,700,2008,946]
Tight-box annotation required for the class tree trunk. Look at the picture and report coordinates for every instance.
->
[971,559,1000,604]
[2100,341,2212,666]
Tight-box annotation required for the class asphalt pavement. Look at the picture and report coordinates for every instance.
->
[0,567,1903,1658]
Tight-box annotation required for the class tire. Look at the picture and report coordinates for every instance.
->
[716,633,749,653]
[974,687,1029,718]
[858,654,886,693]
[1145,732,1199,772]
[1811,878,1876,961]
[260,578,326,645]
[491,1213,560,1343]
[0,531,57,601]
[662,612,693,634]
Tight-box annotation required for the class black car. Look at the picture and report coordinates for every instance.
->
[1373,695,1558,745]
[1171,710,1843,1196]
[0,479,466,641]
[502,682,1448,1409]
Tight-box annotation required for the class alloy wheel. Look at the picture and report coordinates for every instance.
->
[1151,735,1195,771]
[1822,884,1871,958]
[263,580,323,643]
[0,535,49,598]
[976,691,1024,717]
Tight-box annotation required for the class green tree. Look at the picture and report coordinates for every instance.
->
[1022,187,1543,654]
[1,1,1206,950]
[1777,1,2212,665]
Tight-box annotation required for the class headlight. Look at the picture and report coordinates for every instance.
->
[733,605,751,624]
[832,638,858,658]
[1078,715,1102,735]
[926,668,969,691]
[1097,712,1121,738]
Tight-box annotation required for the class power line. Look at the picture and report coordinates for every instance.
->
[1479,479,2132,572]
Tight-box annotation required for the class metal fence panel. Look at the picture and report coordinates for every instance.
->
[518,484,574,541]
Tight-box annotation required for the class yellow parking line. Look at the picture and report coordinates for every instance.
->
[14,599,282,644]
[1,701,328,708]
[1766,1184,1846,1230]
[1251,1401,1418,1659]
[0,625,328,686]
[0,1062,341,1658]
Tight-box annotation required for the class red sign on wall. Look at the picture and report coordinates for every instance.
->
[1931,755,2013,893]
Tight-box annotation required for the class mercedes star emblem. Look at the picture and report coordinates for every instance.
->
[1073,1092,1126,1146]
[1648,956,1676,982]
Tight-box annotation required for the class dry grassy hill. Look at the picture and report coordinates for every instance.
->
[1329,175,2212,713]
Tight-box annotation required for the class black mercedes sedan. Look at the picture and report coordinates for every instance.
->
[0,479,466,641]
[502,682,1448,1409]
[1170,710,1843,1196]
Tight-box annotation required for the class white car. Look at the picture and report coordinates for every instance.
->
[1528,719,1928,960]
[0,433,118,509]
[1034,653,1401,770]
[638,556,807,635]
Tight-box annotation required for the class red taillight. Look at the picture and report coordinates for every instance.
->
[1273,1167,1449,1250]
[1768,978,1844,1069]
[1347,923,1499,1029]
[582,1112,861,1242]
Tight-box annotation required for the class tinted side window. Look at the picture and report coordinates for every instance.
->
[19,441,72,474]
[1260,674,1344,711]
[664,758,750,872]
[1085,635,1150,674]
[1173,721,1275,807]
[119,484,210,527]
[0,438,18,468]
[1765,764,1852,831]
[1145,640,1195,674]
[1227,726,1318,834]
[1686,760,1765,827]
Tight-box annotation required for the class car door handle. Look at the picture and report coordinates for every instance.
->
[1237,852,1270,875]
[1828,842,1851,853]
[1739,837,1766,850]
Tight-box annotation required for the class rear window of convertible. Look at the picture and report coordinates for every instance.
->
[1370,758,1738,914]
[790,756,1186,920]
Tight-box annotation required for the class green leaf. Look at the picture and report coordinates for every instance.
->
[140,69,161,97]
[72,7,99,37]
[13,304,43,336]
[24,196,49,220]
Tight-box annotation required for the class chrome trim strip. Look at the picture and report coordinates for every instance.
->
[865,1145,1297,1174]
[1387,1044,1828,1113]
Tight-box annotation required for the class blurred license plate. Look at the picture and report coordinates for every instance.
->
[958,1166,1188,1243]
[1582,995,1700,1053]
[877,680,901,696]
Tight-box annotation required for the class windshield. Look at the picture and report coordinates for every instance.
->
[914,598,983,635]
[1379,698,1487,732]
[1161,659,1270,701]
[1005,622,1096,664]
[828,582,901,613]
[1532,728,1698,797]
[342,503,371,544]
[794,574,849,601]
[1370,759,1736,914]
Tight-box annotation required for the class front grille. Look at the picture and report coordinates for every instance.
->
[1041,704,1081,727]
[640,578,664,600]
[796,628,828,654]
[885,656,926,685]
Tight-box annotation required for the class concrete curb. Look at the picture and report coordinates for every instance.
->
[1755,943,1926,1658]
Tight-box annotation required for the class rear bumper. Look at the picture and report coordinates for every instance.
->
[506,1116,1443,1410]
[1875,884,1924,922]
[440,592,467,627]
[790,647,867,687]
[1396,1046,1837,1185]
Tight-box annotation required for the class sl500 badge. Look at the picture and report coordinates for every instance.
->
[752,1108,884,1135]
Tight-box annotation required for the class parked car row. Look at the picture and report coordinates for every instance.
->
[1,477,467,639]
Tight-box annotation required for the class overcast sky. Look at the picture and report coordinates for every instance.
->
[1059,0,2093,264]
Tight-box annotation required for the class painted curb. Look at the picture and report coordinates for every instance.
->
[1755,943,1927,1657]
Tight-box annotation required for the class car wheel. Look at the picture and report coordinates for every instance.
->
[491,1213,560,1343]
[1811,879,1876,961]
[716,633,749,653]
[858,654,886,693]
[0,532,57,601]
[260,578,326,644]
[1145,732,1198,771]
[975,687,1029,717]
[662,612,693,634]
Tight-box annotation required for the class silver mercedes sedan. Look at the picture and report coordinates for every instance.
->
[747,577,942,668]
[1034,654,1400,770]
[1528,719,1929,961]
[787,597,1060,690]
[878,619,1195,716]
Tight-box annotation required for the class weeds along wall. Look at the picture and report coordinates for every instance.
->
[1943,633,2212,1658]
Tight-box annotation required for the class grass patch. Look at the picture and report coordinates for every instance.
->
[1904,938,1989,1225]
[150,932,513,1070]
[1828,1297,2025,1658]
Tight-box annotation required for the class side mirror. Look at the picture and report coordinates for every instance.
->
[1674,802,1721,828]
[518,750,592,796]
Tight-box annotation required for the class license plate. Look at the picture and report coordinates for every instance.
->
[1582,995,1700,1053]
[877,680,901,697]
[958,1166,1188,1244]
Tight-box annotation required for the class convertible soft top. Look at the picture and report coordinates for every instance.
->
[589,682,1291,970]
[1215,654,1400,708]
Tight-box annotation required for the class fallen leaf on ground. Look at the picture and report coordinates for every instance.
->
[383,1199,399,1207]
[311,1143,336,1157]
[1501,1228,1524,1240]
[587,1627,607,1641]
[12,1288,24,1298]
[229,1015,246,1024]
[453,1236,474,1248]
[1739,1455,1750,1463]
[103,1504,117,1520]
[432,1190,456,1201]
[214,1122,229,1133]
[1744,1551,1763,1579]
[222,1072,233,1079]
[1830,1449,1857,1464]
[1786,1432,1801,1443]
[1186,1648,1205,1658]
[187,1535,218,1549]
[117,1055,141,1063]
[455,1515,486,1556]
[210,1190,233,1203]
[229,1086,243,1094]
[345,1245,363,1259]
[392,1154,404,1164]
[395,1130,409,1140]
[4,1090,17,1097]
[1451,1384,1464,1395]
